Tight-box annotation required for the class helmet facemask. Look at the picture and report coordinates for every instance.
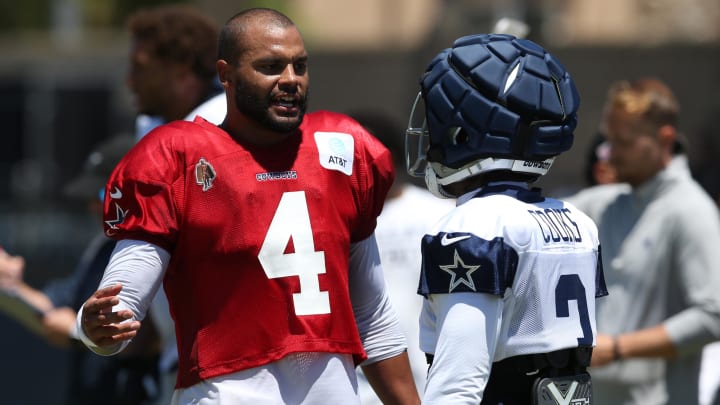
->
[405,91,431,178]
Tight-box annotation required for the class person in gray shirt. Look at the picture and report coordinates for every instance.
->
[566,77,720,404]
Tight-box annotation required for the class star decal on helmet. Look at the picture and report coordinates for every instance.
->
[439,249,480,292]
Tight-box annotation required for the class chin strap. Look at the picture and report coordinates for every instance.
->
[424,166,456,199]
[435,157,554,186]
[425,157,555,198]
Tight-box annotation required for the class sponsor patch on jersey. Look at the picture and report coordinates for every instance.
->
[314,131,354,176]
[195,157,216,191]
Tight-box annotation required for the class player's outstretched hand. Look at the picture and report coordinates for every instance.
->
[80,284,140,347]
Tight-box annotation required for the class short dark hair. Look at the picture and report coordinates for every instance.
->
[127,5,219,79]
[218,8,296,64]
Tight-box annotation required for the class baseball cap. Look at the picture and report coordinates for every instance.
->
[63,134,135,201]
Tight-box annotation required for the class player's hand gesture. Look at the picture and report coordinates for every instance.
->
[80,284,140,347]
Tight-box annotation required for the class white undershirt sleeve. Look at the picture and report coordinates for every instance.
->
[422,292,503,404]
[349,233,408,365]
[75,239,170,355]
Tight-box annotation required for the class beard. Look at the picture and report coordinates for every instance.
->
[233,78,308,133]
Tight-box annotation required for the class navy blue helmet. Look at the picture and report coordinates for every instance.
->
[406,34,580,197]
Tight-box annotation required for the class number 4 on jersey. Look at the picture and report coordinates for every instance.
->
[258,191,330,316]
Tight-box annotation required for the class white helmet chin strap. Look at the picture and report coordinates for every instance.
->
[424,166,455,199]
[425,156,555,198]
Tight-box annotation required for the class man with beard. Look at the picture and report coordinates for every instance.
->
[566,78,720,404]
[74,7,419,405]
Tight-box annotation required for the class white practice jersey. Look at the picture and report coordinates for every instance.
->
[420,183,607,365]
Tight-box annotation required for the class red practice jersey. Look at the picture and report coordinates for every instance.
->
[102,111,395,388]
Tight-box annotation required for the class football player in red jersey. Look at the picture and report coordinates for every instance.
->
[76,8,419,405]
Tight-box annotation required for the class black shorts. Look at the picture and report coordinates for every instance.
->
[480,347,592,405]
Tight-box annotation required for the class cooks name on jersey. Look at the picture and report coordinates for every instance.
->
[527,208,582,243]
[314,131,354,176]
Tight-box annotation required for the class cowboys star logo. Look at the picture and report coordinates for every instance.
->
[195,157,216,192]
[104,202,128,236]
[439,249,480,292]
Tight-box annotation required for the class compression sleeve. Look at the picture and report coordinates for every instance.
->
[349,233,408,364]
[422,292,503,405]
[75,239,170,355]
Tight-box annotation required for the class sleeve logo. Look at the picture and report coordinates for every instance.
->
[104,202,128,236]
[109,186,123,199]
[439,249,480,292]
[440,233,471,246]
[195,157,216,191]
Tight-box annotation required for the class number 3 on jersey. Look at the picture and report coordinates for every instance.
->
[258,191,330,316]
[555,274,593,346]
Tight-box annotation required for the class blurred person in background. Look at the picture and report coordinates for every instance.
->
[0,248,24,290]
[123,5,229,404]
[566,77,720,404]
[76,7,418,404]
[126,4,226,140]
[0,135,161,405]
[584,132,617,187]
[349,110,455,404]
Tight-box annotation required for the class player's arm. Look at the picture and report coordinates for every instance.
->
[77,239,169,355]
[592,205,720,366]
[591,327,675,367]
[349,233,420,405]
[362,351,418,405]
[0,249,54,313]
[423,292,502,404]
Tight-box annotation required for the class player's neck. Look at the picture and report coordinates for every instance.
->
[220,116,294,147]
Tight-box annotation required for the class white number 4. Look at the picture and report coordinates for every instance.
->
[258,191,330,315]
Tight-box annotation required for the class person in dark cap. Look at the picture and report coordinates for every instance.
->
[0,134,162,405]
[63,135,137,204]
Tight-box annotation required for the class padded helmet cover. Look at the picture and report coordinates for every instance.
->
[421,34,580,169]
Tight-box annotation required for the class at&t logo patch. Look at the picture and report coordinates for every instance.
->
[314,131,354,175]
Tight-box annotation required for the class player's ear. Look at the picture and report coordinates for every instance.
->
[656,124,676,154]
[217,60,231,87]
